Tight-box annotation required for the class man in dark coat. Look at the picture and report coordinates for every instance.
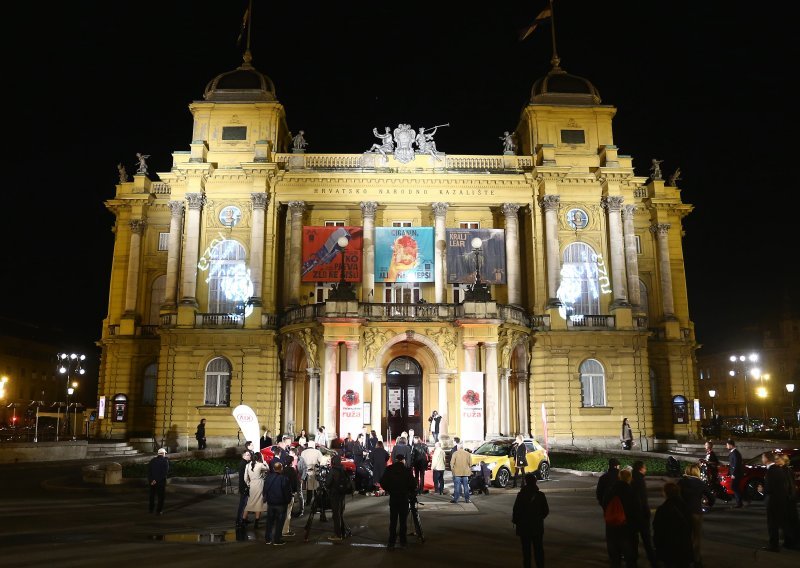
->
[391,436,412,465]
[652,482,693,567]
[596,457,620,506]
[260,428,273,450]
[235,450,252,526]
[325,454,351,541]
[282,455,300,538]
[147,448,169,515]
[411,436,429,495]
[602,468,640,568]
[262,462,291,545]
[761,451,790,552]
[513,435,528,488]
[512,473,550,568]
[370,440,390,491]
[366,430,379,454]
[631,461,657,567]
[194,418,206,450]
[380,453,417,549]
[726,438,744,508]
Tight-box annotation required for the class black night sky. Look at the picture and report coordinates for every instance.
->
[4,2,796,366]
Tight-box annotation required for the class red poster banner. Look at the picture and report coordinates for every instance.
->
[301,226,363,282]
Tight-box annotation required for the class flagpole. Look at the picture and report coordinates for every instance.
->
[549,0,560,69]
[245,0,253,54]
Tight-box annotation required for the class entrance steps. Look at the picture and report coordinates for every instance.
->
[669,442,706,459]
[86,442,141,458]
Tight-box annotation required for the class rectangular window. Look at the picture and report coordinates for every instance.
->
[392,221,412,227]
[634,235,642,254]
[325,221,345,227]
[316,283,334,303]
[560,129,586,144]
[158,232,169,251]
[221,126,247,141]
[452,284,467,304]
[459,222,480,229]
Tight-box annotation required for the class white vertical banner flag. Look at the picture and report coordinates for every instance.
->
[339,371,364,439]
[232,404,260,446]
[460,371,484,441]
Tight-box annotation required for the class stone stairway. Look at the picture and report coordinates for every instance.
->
[669,442,706,459]
[86,442,142,458]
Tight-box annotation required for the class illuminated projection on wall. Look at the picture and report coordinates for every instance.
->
[198,233,254,316]
[556,242,612,321]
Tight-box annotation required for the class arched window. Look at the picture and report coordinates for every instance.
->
[149,275,166,325]
[205,357,231,406]
[207,240,248,313]
[638,279,649,316]
[579,359,606,407]
[560,242,601,317]
[142,363,157,406]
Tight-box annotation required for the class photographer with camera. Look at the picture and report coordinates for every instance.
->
[325,454,354,541]
[381,453,418,548]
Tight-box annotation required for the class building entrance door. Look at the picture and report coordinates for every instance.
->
[386,355,422,441]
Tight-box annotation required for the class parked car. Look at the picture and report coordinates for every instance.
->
[716,447,800,501]
[470,437,550,488]
[261,442,356,473]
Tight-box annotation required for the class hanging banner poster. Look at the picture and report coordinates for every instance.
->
[459,371,484,442]
[340,371,365,438]
[446,228,506,284]
[301,226,363,282]
[375,227,434,282]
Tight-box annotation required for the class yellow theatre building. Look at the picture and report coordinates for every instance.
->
[96,50,699,451]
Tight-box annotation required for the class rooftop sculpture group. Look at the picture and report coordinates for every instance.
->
[367,123,449,163]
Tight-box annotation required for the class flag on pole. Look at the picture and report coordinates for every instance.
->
[518,7,552,41]
[236,6,250,46]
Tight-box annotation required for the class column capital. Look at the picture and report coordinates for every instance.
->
[186,192,205,210]
[359,201,379,218]
[251,192,270,210]
[431,202,450,217]
[540,194,560,212]
[501,203,521,217]
[345,340,359,349]
[601,195,624,212]
[288,200,306,217]
[484,341,498,348]
[129,219,146,234]
[168,200,185,217]
[622,204,637,220]
[650,223,671,236]
[324,340,339,348]
[463,341,478,349]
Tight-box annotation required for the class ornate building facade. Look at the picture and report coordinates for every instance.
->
[96,52,698,450]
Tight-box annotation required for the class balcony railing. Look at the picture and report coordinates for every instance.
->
[139,325,159,337]
[567,314,615,330]
[283,304,326,326]
[498,305,531,327]
[196,313,242,328]
[362,303,455,321]
[274,153,532,172]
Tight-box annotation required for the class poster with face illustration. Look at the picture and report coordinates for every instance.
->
[375,227,434,283]
[446,229,506,284]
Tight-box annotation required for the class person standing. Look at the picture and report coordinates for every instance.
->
[235,450,252,526]
[775,453,799,549]
[317,426,328,448]
[513,434,528,488]
[621,418,634,450]
[513,473,549,568]
[370,440,390,493]
[243,451,268,528]
[194,418,207,450]
[380,453,417,549]
[301,440,324,507]
[449,443,472,504]
[263,461,291,546]
[726,438,744,508]
[431,441,446,495]
[260,428,272,450]
[631,461,657,567]
[411,436,429,495]
[761,451,790,552]
[366,430,379,455]
[652,482,693,568]
[281,454,300,538]
[602,468,640,568]
[596,458,621,506]
[325,454,352,541]
[391,435,412,465]
[428,410,442,442]
[677,464,711,567]
[703,441,719,464]
[148,448,169,515]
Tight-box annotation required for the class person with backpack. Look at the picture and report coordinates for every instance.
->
[325,454,353,541]
[512,473,550,568]
[411,436,429,496]
[602,468,640,568]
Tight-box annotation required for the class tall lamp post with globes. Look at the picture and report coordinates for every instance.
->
[787,383,797,438]
[328,234,357,301]
[57,353,85,441]
[729,353,759,434]
[464,237,491,301]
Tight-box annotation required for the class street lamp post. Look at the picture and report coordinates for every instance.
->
[708,389,716,420]
[787,384,796,438]
[57,353,86,441]
[464,237,491,301]
[729,353,758,434]
[327,235,356,301]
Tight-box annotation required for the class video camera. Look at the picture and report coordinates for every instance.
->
[315,463,331,486]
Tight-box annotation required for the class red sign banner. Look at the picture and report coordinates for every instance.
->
[301,226,363,282]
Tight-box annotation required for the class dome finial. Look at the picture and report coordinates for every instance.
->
[548,0,562,72]
[242,49,253,69]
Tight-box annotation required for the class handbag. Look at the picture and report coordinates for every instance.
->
[242,485,250,497]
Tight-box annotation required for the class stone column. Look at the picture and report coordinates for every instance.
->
[124,219,145,314]
[602,196,629,306]
[249,193,269,305]
[180,193,205,303]
[499,368,511,436]
[541,195,561,305]
[438,374,449,436]
[307,368,320,432]
[370,369,382,434]
[501,203,522,305]
[283,373,296,436]
[432,202,449,303]
[517,373,530,436]
[345,341,360,371]
[622,205,641,307]
[651,223,676,319]
[164,201,184,307]
[463,342,478,372]
[287,201,306,306]
[322,341,339,432]
[485,342,500,437]
[360,201,378,302]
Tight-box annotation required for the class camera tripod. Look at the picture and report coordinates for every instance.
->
[408,494,424,543]
[303,483,352,541]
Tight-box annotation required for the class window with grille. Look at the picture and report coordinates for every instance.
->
[207,240,247,313]
[580,359,606,407]
[459,222,480,229]
[158,232,169,251]
[384,283,421,303]
[392,221,412,227]
[561,242,601,317]
[142,363,157,406]
[325,221,345,227]
[204,357,231,406]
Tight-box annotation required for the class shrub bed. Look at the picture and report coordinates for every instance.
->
[123,458,239,478]
[549,452,687,477]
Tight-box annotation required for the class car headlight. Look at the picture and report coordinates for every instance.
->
[486,462,497,470]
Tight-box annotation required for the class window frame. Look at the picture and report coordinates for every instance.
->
[579,358,606,408]
[204,357,231,407]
